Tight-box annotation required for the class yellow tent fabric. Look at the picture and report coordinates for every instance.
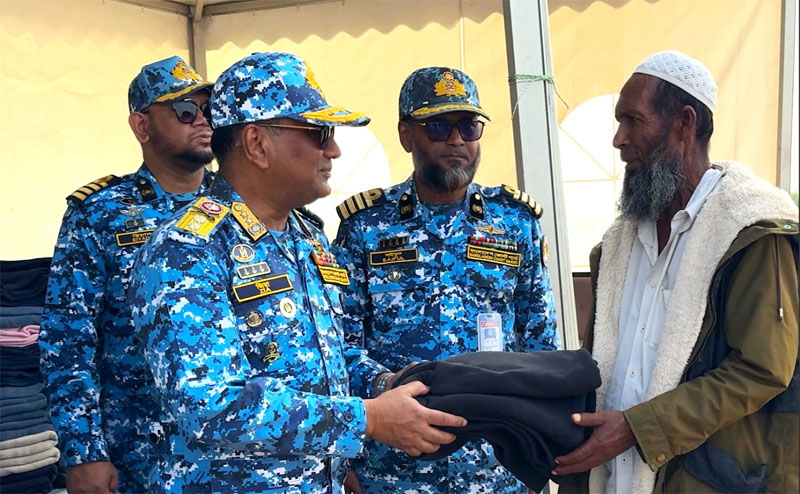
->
[0,0,784,263]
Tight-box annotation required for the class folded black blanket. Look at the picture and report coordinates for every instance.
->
[393,349,600,492]
[0,258,51,308]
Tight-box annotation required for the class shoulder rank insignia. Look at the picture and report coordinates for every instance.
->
[501,185,543,219]
[337,188,387,221]
[231,201,267,241]
[175,197,230,237]
[67,175,121,203]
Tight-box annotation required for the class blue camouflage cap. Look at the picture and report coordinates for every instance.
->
[209,52,370,129]
[399,67,489,121]
[128,56,212,113]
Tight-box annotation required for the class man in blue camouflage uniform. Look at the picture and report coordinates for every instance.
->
[334,67,560,494]
[39,56,215,494]
[128,52,466,494]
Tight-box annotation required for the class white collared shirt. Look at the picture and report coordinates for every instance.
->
[604,166,724,493]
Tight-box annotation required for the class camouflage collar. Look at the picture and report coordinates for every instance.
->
[399,177,485,222]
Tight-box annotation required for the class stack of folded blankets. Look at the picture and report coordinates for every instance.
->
[0,258,60,494]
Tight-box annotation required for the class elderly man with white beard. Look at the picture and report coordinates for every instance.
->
[554,51,799,494]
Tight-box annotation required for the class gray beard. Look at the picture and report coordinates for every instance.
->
[414,147,480,193]
[618,132,685,222]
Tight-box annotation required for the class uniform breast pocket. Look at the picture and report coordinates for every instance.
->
[367,264,428,327]
[322,283,344,317]
[465,263,518,312]
[235,297,305,381]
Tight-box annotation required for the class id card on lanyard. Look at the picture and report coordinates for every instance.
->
[477,312,503,352]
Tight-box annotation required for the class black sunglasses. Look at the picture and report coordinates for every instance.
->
[143,99,208,124]
[253,123,335,150]
[411,118,485,142]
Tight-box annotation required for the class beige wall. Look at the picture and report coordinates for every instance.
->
[549,0,782,180]
[0,0,189,260]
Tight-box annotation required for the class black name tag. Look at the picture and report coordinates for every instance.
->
[115,229,154,247]
[232,274,293,302]
[369,248,418,266]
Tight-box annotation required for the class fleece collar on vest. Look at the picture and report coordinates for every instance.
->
[588,161,799,493]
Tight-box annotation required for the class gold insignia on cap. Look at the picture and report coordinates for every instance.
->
[304,64,322,93]
[434,71,467,97]
[231,244,255,263]
[279,297,297,318]
[171,61,202,82]
[262,341,281,363]
[244,310,263,327]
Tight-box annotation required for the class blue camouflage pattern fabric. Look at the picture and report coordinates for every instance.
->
[208,51,369,129]
[128,176,388,493]
[333,177,560,493]
[39,165,213,493]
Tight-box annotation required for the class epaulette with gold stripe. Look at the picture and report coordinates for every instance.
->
[500,184,543,219]
[336,188,387,221]
[67,175,121,203]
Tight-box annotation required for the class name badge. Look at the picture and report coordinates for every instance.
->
[477,312,503,352]
[466,244,521,268]
[318,266,350,286]
[115,229,154,247]
[232,274,293,303]
[369,247,418,266]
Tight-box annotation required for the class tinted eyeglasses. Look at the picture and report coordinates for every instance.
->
[253,123,335,150]
[143,99,208,124]
[411,118,486,142]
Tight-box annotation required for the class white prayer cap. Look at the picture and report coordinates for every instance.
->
[634,50,717,112]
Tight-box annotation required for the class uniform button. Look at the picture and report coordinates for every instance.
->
[621,456,627,463]
[656,454,666,462]
[640,327,645,333]
[629,370,636,377]
[343,412,355,422]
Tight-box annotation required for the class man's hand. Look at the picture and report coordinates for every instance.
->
[67,461,119,494]
[363,380,467,457]
[343,470,363,494]
[552,410,636,475]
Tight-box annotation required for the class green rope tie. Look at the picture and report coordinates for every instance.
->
[508,73,570,116]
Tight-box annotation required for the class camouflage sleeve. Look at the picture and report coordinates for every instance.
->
[333,217,388,398]
[39,206,110,467]
[131,241,366,458]
[513,216,560,351]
